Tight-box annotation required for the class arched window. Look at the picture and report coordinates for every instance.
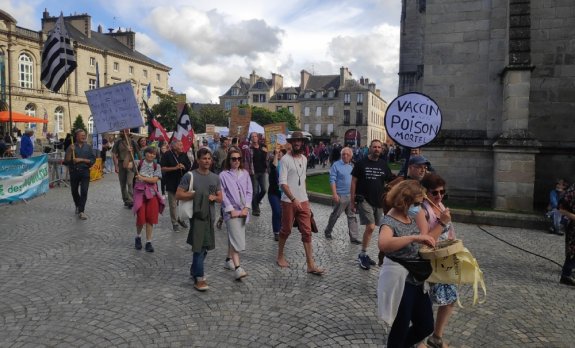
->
[25,103,36,130]
[19,53,33,89]
[88,116,94,134]
[55,106,64,133]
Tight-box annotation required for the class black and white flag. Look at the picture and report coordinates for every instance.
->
[41,14,77,93]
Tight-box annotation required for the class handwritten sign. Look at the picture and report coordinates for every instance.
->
[229,107,252,140]
[206,124,215,136]
[384,92,442,148]
[264,122,287,149]
[85,81,144,133]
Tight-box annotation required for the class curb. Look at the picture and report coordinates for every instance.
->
[307,191,548,230]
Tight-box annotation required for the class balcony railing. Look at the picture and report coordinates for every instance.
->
[16,26,42,40]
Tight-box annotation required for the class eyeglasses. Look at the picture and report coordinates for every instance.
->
[430,189,446,197]
[230,157,242,162]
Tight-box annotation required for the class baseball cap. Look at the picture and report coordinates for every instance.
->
[408,155,430,166]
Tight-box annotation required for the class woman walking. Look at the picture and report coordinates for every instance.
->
[377,180,436,347]
[420,173,456,348]
[220,148,253,280]
[133,146,165,252]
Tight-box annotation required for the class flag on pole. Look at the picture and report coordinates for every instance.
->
[150,118,170,143]
[171,104,194,153]
[41,13,77,93]
[146,83,152,100]
[95,61,100,88]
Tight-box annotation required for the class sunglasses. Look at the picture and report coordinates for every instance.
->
[430,189,446,197]
[230,157,242,162]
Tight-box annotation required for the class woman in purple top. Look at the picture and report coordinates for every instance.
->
[219,148,253,280]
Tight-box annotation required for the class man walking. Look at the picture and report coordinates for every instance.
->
[112,129,139,208]
[161,140,192,232]
[350,139,393,270]
[324,147,360,244]
[64,129,95,220]
[276,131,324,275]
[243,132,268,216]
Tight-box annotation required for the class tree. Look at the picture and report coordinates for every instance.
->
[273,108,299,131]
[248,106,299,130]
[151,91,178,131]
[72,115,87,133]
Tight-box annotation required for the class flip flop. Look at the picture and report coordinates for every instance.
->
[307,268,325,276]
[276,260,289,268]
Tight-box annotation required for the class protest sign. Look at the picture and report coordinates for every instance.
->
[228,107,251,140]
[85,81,144,133]
[206,124,215,136]
[0,155,49,204]
[264,122,287,149]
[384,92,442,148]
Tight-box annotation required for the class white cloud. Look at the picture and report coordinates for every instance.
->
[0,0,40,29]
[135,32,163,58]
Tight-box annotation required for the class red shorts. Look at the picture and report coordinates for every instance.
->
[280,200,312,243]
[136,196,160,226]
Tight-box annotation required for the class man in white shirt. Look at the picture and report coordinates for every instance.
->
[276,132,324,275]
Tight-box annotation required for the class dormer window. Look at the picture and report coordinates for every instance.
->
[316,92,322,99]
[305,92,311,98]
[328,90,335,98]
[256,81,263,89]
[231,88,239,96]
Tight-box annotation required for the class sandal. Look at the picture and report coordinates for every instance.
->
[426,335,444,348]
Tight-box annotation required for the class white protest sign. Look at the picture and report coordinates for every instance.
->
[85,81,144,133]
[384,92,442,148]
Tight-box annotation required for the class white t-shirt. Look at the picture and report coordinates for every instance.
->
[279,153,308,203]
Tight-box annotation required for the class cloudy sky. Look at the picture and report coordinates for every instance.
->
[3,0,402,104]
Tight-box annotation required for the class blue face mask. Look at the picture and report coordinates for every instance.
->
[408,204,421,217]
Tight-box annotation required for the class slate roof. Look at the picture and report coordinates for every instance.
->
[66,25,170,70]
[221,77,251,97]
[302,75,340,93]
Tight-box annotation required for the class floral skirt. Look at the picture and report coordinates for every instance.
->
[429,283,458,306]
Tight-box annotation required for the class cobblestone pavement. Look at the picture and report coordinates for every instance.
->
[1,174,574,347]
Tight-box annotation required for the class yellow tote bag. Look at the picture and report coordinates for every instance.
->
[427,247,487,307]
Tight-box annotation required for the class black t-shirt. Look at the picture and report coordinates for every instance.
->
[252,147,267,174]
[160,150,192,192]
[352,156,393,207]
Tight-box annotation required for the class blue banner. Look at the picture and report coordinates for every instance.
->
[0,155,50,204]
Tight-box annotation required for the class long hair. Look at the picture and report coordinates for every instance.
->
[224,148,244,171]
[385,180,425,213]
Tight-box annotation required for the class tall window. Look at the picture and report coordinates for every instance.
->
[288,106,294,114]
[315,106,321,117]
[328,106,334,117]
[304,107,310,117]
[19,54,33,89]
[344,93,351,104]
[316,91,322,99]
[315,124,321,136]
[224,100,232,110]
[113,62,119,72]
[231,88,239,96]
[129,66,134,75]
[356,110,363,125]
[89,57,96,66]
[25,103,36,129]
[156,73,160,82]
[304,124,310,132]
[88,79,97,90]
[357,93,364,104]
[88,116,94,134]
[343,110,350,125]
[55,106,64,133]
[143,69,148,78]
[327,123,334,134]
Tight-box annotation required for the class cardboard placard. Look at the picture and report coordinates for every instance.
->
[206,124,215,136]
[384,92,442,148]
[264,122,287,149]
[228,107,251,140]
[85,81,144,133]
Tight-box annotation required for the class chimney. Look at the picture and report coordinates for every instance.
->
[271,73,283,92]
[106,28,136,50]
[250,70,257,86]
[360,76,365,85]
[339,66,351,87]
[368,83,376,93]
[300,69,311,91]
[97,24,103,33]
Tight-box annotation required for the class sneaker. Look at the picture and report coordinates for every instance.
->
[78,212,88,220]
[216,217,223,229]
[350,238,361,245]
[177,219,188,228]
[560,276,575,286]
[325,233,333,240]
[194,279,209,291]
[235,267,248,280]
[145,242,154,252]
[358,254,371,270]
[135,236,142,250]
[252,210,260,216]
[366,254,376,266]
[172,224,180,232]
[427,335,444,348]
[224,259,235,270]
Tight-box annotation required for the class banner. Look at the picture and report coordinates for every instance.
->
[229,107,251,140]
[0,155,50,204]
[264,122,287,149]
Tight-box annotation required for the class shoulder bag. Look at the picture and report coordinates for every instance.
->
[177,172,194,220]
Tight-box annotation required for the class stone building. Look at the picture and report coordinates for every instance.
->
[220,67,387,146]
[398,0,575,210]
[0,9,170,139]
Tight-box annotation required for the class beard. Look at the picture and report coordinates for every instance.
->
[292,145,304,155]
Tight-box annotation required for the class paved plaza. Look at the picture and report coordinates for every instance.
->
[1,173,574,347]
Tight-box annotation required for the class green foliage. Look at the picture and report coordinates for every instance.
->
[151,91,178,130]
[191,104,228,133]
[72,115,87,133]
[250,106,299,130]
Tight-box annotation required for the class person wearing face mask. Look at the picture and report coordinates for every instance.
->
[377,180,436,348]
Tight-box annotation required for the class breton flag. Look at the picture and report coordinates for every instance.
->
[171,104,194,153]
[41,13,77,93]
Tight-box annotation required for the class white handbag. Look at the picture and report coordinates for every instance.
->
[177,172,194,221]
